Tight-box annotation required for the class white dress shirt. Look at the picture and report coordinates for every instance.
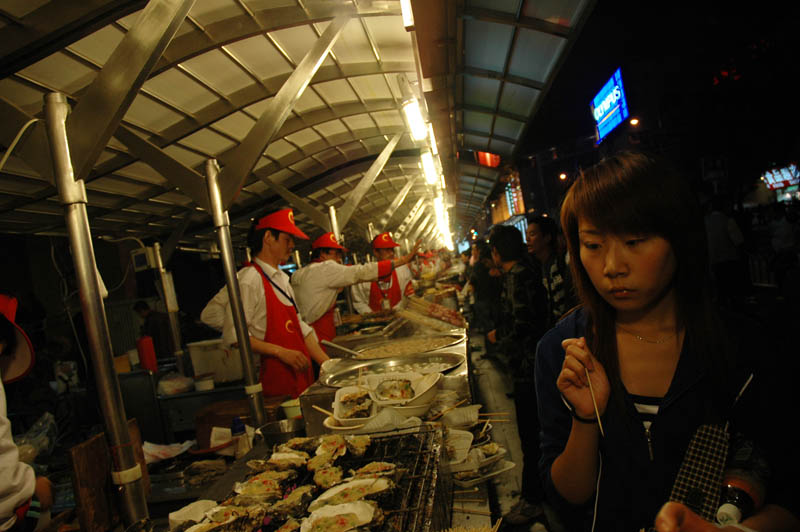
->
[290,260,382,324]
[200,258,313,347]
[351,264,413,314]
[0,378,35,530]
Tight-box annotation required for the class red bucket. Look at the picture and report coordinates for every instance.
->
[137,336,158,372]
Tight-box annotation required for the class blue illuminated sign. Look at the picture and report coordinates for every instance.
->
[591,68,629,143]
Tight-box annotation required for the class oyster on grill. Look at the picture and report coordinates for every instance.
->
[307,477,393,512]
[349,461,396,479]
[344,435,370,457]
[269,484,316,519]
[313,466,343,489]
[275,518,301,532]
[233,468,297,500]
[268,450,310,469]
[281,436,320,453]
[315,435,347,459]
[307,451,333,472]
[206,505,267,528]
[300,501,384,532]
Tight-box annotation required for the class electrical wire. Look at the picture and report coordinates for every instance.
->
[99,235,146,249]
[0,118,39,173]
[50,238,89,381]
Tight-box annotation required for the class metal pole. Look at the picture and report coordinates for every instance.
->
[44,92,148,527]
[205,159,266,427]
[152,242,187,374]
[293,250,302,268]
[329,206,354,314]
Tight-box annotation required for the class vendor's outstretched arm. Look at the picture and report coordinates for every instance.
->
[246,336,309,372]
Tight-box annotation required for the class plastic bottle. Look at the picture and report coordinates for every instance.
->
[136,336,158,372]
[230,416,249,459]
[716,436,769,525]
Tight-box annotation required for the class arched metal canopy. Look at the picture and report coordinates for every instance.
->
[0,0,595,245]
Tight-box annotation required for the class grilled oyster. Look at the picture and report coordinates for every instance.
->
[275,518,301,532]
[300,501,384,532]
[340,389,369,404]
[477,442,500,456]
[315,435,347,459]
[307,451,333,472]
[206,505,267,529]
[268,450,309,470]
[344,435,370,457]
[349,461,396,478]
[307,477,393,512]
[269,484,316,519]
[375,379,414,401]
[233,469,297,500]
[313,466,343,489]
[281,436,320,453]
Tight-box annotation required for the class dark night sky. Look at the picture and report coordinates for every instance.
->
[519,1,800,186]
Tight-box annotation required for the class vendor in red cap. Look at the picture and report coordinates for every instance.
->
[291,232,419,345]
[1,294,52,532]
[352,232,417,314]
[203,208,329,398]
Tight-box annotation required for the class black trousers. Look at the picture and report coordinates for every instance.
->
[513,378,545,503]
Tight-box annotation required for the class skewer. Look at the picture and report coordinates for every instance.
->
[429,398,468,421]
[477,412,509,416]
[452,508,491,516]
[453,488,479,494]
[453,498,485,503]
[584,367,605,437]
[491,517,503,532]
[311,404,334,417]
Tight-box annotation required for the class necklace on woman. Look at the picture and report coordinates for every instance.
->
[616,323,677,344]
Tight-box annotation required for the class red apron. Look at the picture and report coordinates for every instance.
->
[311,304,337,346]
[368,269,402,312]
[252,263,314,398]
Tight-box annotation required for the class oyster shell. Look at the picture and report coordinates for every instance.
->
[313,466,343,489]
[349,461,396,478]
[269,484,316,518]
[315,435,347,459]
[344,435,370,457]
[300,501,383,532]
[307,477,393,512]
[281,436,320,453]
[306,451,333,472]
[275,518,301,532]
[268,450,309,469]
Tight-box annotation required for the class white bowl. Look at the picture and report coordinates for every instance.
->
[405,372,441,406]
[280,398,302,419]
[387,401,433,418]
[333,385,378,426]
[323,416,363,433]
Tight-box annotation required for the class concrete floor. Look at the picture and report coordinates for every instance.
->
[468,333,565,532]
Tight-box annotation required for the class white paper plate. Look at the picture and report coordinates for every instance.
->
[445,428,473,464]
[453,459,516,488]
[450,446,507,473]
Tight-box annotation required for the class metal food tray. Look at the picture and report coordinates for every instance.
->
[353,333,465,359]
[319,352,465,388]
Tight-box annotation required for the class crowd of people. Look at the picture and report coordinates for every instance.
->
[458,152,799,531]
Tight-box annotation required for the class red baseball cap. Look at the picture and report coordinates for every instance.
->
[255,208,309,240]
[372,232,400,249]
[0,294,35,384]
[311,232,347,251]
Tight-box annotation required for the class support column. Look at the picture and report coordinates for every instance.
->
[44,92,148,527]
[205,159,266,427]
[329,206,354,314]
[153,242,186,374]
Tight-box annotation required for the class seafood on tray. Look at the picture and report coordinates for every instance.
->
[275,518,301,532]
[336,390,373,420]
[307,477,394,512]
[300,500,384,532]
[307,452,333,472]
[280,436,320,454]
[374,379,414,401]
[233,469,297,500]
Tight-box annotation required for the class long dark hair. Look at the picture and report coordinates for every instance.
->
[560,152,732,395]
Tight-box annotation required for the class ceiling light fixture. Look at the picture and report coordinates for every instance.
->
[421,149,438,185]
[403,99,427,141]
[400,0,415,30]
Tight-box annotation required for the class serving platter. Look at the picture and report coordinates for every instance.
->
[353,333,465,360]
[319,352,465,388]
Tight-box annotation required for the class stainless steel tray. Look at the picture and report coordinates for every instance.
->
[353,333,465,359]
[319,352,465,388]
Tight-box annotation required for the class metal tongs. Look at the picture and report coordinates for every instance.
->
[321,339,362,359]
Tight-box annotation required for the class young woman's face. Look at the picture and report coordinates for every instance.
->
[577,217,677,315]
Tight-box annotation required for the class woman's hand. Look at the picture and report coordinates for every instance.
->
[558,337,610,419]
[34,476,53,511]
[278,347,309,372]
[487,329,497,344]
